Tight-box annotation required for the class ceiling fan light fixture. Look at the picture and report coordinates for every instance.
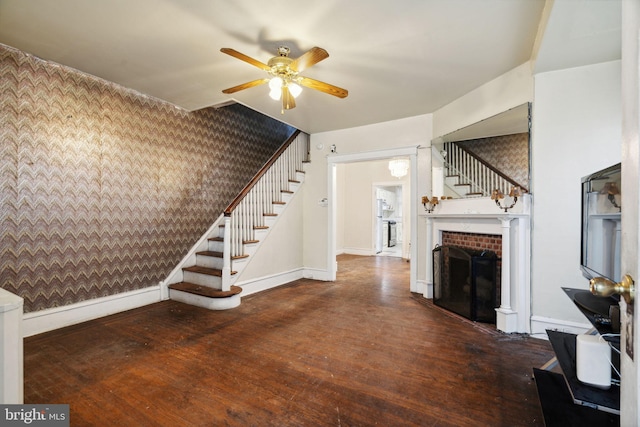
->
[269,76,283,90]
[288,82,302,98]
[269,87,282,100]
[221,46,348,112]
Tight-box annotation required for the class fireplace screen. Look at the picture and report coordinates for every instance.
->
[432,245,498,323]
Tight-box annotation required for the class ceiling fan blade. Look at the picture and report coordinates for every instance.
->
[290,46,329,72]
[222,78,269,94]
[220,48,271,71]
[282,86,296,110]
[298,76,348,99]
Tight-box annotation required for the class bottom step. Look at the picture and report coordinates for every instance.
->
[168,282,242,310]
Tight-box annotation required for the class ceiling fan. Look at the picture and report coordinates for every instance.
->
[220,46,348,112]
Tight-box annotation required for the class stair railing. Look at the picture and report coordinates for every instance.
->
[443,141,527,197]
[220,130,308,289]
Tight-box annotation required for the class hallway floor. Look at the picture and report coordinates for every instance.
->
[24,255,552,426]
[377,243,403,257]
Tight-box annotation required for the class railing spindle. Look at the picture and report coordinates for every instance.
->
[221,131,308,289]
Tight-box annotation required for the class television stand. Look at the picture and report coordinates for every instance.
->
[533,288,620,425]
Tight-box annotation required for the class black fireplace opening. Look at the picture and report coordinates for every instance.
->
[432,245,498,323]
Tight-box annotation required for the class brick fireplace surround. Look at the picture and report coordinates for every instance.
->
[422,195,531,333]
[441,232,503,257]
[441,231,503,306]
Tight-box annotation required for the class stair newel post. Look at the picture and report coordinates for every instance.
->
[222,214,232,291]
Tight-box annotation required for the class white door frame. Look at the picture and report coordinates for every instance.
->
[372,182,408,257]
[620,1,639,424]
[327,145,419,292]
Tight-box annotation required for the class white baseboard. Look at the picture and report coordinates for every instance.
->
[530,315,592,339]
[237,268,305,297]
[416,280,431,298]
[22,265,332,337]
[23,286,162,337]
[302,268,333,281]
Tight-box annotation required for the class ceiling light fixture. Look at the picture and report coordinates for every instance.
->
[268,75,303,102]
[389,159,409,178]
[221,46,348,113]
[265,47,303,110]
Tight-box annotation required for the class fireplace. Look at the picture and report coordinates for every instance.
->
[422,195,532,333]
[433,245,498,323]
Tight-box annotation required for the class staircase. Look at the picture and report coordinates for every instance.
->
[440,141,525,198]
[166,130,308,310]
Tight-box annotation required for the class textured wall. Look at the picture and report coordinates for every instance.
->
[458,133,529,190]
[0,44,295,313]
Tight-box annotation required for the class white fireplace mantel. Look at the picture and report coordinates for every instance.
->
[420,195,531,334]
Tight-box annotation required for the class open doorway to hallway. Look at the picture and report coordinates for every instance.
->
[334,159,410,259]
[326,145,419,291]
[374,184,405,258]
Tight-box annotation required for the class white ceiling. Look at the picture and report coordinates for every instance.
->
[0,0,621,134]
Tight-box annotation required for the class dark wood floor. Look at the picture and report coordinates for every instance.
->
[25,254,553,426]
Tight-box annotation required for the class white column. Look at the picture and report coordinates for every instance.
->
[222,215,232,291]
[499,217,513,310]
[0,288,23,403]
[424,216,434,298]
[496,217,518,332]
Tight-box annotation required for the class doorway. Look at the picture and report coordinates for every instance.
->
[327,146,419,292]
[374,184,405,258]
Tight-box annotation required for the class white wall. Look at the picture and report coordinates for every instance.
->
[433,62,534,138]
[340,160,410,255]
[235,180,304,283]
[336,163,346,254]
[531,60,622,328]
[431,59,622,331]
[342,162,379,253]
[304,63,531,285]
[301,58,621,334]
[304,115,432,273]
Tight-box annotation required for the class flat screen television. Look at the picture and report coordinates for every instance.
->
[580,163,621,282]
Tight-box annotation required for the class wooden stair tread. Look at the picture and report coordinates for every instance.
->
[183,265,236,276]
[282,190,294,194]
[196,251,249,260]
[254,225,269,230]
[454,183,471,187]
[197,250,223,258]
[289,179,301,184]
[169,282,242,298]
[467,192,484,196]
[272,201,286,205]
[263,213,277,217]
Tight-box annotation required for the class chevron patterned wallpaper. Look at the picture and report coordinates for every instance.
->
[458,133,530,190]
[0,44,295,313]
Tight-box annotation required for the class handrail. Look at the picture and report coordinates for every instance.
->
[224,129,303,216]
[454,143,528,192]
